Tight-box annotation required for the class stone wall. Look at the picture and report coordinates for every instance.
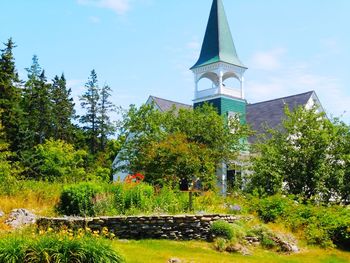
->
[37,214,239,240]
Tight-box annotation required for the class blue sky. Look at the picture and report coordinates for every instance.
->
[1,0,349,122]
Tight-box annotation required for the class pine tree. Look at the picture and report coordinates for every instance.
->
[0,38,23,152]
[51,74,76,142]
[98,84,116,151]
[80,69,100,154]
[22,56,53,146]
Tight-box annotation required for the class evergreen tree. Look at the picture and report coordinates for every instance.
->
[80,69,100,154]
[22,56,53,146]
[51,74,76,142]
[0,38,23,152]
[98,84,116,151]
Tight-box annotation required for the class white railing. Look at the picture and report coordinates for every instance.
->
[195,86,241,100]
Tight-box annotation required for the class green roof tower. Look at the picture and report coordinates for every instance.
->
[191,0,247,124]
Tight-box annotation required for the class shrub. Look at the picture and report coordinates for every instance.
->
[124,183,154,212]
[113,183,155,214]
[247,226,278,249]
[28,139,88,182]
[255,195,292,223]
[153,186,187,214]
[213,237,228,252]
[210,220,234,240]
[57,183,102,216]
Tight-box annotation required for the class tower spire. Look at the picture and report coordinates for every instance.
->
[191,0,247,102]
[191,0,245,69]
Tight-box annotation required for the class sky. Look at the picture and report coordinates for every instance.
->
[1,0,349,123]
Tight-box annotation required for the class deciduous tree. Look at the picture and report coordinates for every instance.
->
[249,106,347,203]
[116,103,250,189]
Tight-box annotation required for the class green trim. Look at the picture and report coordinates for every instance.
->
[194,96,246,124]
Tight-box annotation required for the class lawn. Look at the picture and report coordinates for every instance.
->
[115,239,350,263]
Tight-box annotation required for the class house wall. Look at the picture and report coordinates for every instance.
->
[194,96,246,124]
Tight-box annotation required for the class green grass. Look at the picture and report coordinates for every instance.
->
[114,239,350,263]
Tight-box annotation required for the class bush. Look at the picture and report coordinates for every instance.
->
[247,226,278,249]
[153,186,187,214]
[124,183,154,212]
[0,233,124,263]
[254,195,292,223]
[210,220,235,240]
[213,237,228,252]
[113,183,154,214]
[27,139,88,182]
[57,183,102,216]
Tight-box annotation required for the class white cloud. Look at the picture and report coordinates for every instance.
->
[250,48,286,71]
[77,0,130,15]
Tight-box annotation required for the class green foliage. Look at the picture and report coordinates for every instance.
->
[113,183,154,214]
[98,84,116,151]
[22,57,53,147]
[249,195,350,248]
[0,236,26,263]
[153,186,188,214]
[249,106,350,203]
[112,183,189,215]
[50,74,76,142]
[210,220,235,240]
[58,183,102,216]
[117,103,250,189]
[248,226,278,249]
[0,113,20,194]
[213,237,229,252]
[0,233,124,263]
[254,195,293,223]
[0,38,23,153]
[27,139,87,182]
[123,183,154,212]
[80,69,100,154]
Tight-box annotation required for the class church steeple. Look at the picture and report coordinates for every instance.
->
[191,0,245,69]
[191,0,247,106]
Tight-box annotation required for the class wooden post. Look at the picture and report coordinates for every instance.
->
[189,191,193,212]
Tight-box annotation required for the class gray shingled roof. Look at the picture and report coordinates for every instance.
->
[149,91,315,144]
[247,91,314,143]
[149,96,192,112]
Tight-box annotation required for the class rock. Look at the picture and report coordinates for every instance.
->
[5,209,36,229]
[290,245,299,253]
[0,210,4,217]
[240,246,252,256]
[226,243,242,253]
[226,243,252,256]
[168,258,182,263]
[271,235,299,253]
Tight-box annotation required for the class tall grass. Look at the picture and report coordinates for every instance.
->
[0,181,64,218]
[0,232,125,263]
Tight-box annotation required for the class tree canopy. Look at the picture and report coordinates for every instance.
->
[249,106,350,203]
[115,103,250,189]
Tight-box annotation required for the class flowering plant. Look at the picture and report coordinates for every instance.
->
[124,173,145,184]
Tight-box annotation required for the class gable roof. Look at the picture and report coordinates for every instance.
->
[147,91,319,144]
[147,96,192,112]
[191,0,246,69]
[246,91,315,143]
